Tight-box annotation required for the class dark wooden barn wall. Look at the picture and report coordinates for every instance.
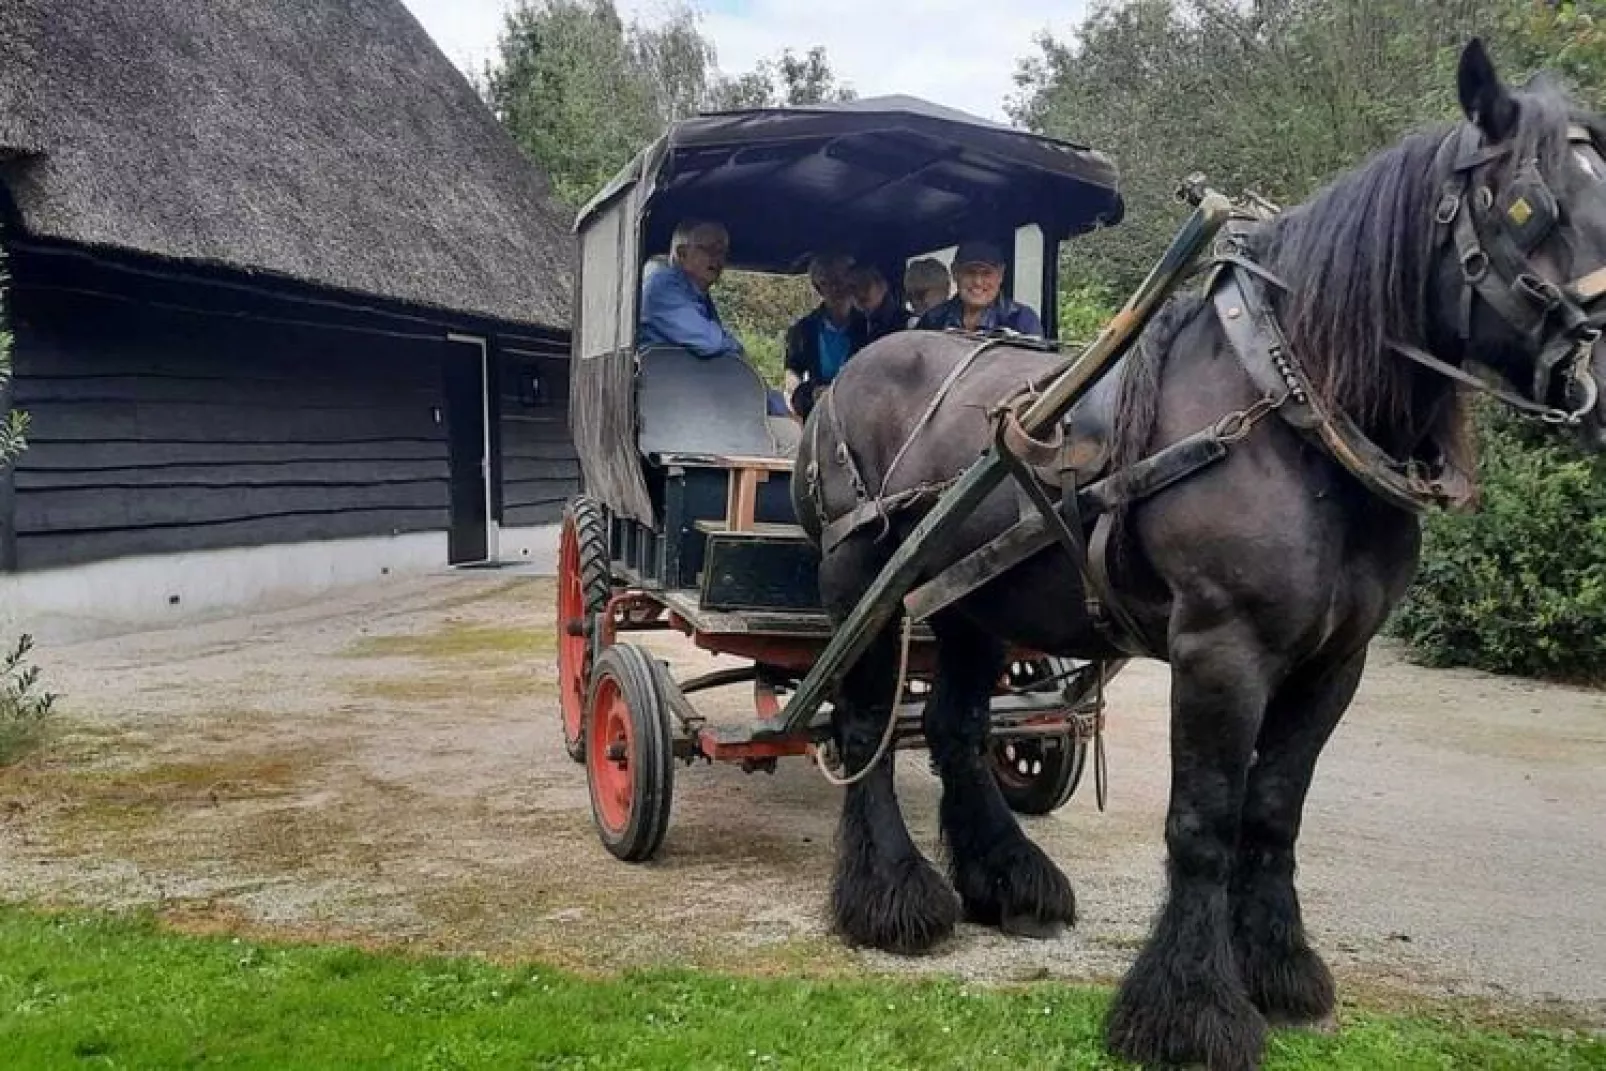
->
[497,352,578,528]
[8,287,454,571]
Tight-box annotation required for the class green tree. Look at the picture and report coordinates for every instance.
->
[1012,1,1606,293]
[481,0,712,207]
[707,46,858,110]
[1010,0,1606,680]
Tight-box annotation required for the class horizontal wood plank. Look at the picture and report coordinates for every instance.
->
[16,439,448,470]
[23,400,442,443]
[16,509,445,570]
[13,374,440,410]
[502,500,565,527]
[17,481,448,534]
[15,460,448,490]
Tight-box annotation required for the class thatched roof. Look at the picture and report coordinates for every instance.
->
[0,0,572,329]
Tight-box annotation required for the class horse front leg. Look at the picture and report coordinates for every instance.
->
[926,618,1075,937]
[1232,649,1365,1028]
[1107,621,1270,1071]
[828,623,960,953]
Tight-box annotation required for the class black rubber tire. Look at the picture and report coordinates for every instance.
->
[991,734,1087,816]
[584,643,676,863]
[991,657,1090,816]
[560,495,613,763]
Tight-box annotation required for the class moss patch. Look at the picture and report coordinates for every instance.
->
[342,672,542,704]
[341,623,555,662]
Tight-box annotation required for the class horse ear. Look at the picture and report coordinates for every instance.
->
[1458,37,1519,142]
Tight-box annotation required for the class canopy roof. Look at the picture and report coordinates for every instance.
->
[577,95,1124,273]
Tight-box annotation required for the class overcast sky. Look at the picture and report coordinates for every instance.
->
[399,0,1089,121]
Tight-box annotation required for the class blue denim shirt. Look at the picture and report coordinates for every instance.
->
[915,295,1043,337]
[638,263,744,358]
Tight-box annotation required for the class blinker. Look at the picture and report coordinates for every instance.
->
[1496,162,1558,252]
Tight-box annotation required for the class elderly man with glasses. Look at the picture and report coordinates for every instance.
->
[638,219,747,359]
[639,219,790,416]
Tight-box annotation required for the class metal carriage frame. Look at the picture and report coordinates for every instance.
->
[557,95,1225,862]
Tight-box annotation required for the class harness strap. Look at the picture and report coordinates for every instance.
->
[877,338,1003,499]
[900,421,1238,628]
[1213,266,1470,513]
[1386,338,1586,424]
[819,480,956,555]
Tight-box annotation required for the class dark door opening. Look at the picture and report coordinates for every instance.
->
[444,337,490,565]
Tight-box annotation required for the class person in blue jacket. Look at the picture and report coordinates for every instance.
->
[915,239,1043,336]
[638,219,789,415]
[639,219,745,357]
[782,251,868,420]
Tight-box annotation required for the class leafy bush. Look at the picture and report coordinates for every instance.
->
[1,241,29,464]
[1058,281,1119,345]
[1390,409,1606,682]
[0,634,59,765]
[718,269,814,389]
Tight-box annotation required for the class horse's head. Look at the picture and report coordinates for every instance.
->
[1436,39,1606,451]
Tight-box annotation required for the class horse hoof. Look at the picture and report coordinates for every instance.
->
[1238,938,1336,1024]
[954,837,1077,933]
[1001,913,1065,940]
[1106,962,1267,1071]
[832,853,960,955]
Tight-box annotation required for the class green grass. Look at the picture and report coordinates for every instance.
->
[0,908,1600,1070]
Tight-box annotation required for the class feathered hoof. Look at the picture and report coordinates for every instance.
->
[831,852,960,955]
[1106,960,1268,1071]
[954,837,1076,936]
[1239,938,1336,1027]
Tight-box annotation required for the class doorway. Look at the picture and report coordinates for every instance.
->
[443,334,495,565]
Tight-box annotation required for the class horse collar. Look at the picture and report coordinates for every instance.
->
[1207,253,1472,514]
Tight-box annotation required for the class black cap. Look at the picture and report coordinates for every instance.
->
[952,238,1007,268]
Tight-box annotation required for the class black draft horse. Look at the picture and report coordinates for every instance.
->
[792,40,1606,1071]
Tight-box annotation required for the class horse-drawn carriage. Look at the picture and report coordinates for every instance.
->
[555,45,1606,1071]
[557,97,1151,860]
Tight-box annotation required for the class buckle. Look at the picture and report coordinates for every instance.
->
[1460,247,1490,284]
[1515,273,1561,310]
[1435,192,1461,225]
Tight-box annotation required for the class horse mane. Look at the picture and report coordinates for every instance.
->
[1108,78,1588,535]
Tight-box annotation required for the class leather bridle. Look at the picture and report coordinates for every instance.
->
[1391,121,1606,426]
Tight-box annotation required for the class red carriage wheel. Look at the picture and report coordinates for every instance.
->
[585,644,675,862]
[990,657,1090,815]
[558,496,612,763]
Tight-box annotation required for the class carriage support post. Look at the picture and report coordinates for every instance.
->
[764,192,1236,735]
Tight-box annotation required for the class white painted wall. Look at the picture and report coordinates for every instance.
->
[0,524,561,644]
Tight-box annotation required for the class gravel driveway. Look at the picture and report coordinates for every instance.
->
[1,574,1600,1025]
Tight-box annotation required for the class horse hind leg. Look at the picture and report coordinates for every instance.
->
[1231,650,1366,1028]
[926,617,1075,937]
[1106,619,1271,1071]
[821,541,959,954]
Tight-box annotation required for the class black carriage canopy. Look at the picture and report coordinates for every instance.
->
[576,95,1125,274]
